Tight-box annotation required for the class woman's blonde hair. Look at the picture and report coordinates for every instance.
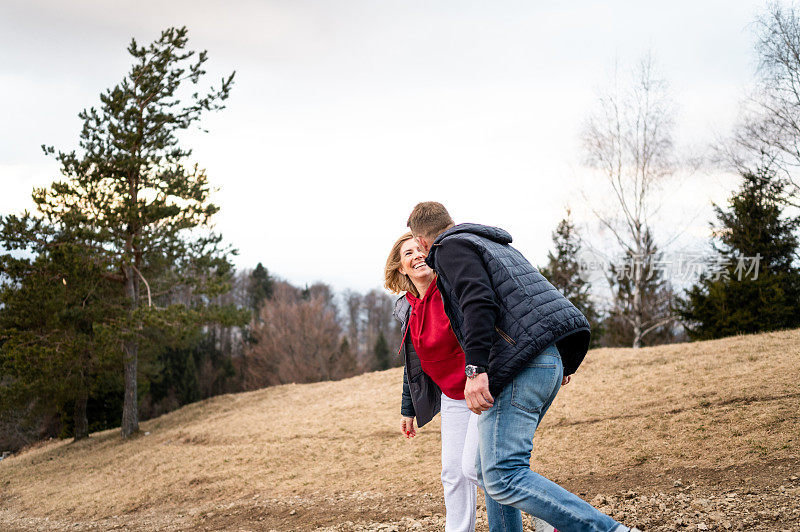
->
[384,232,420,298]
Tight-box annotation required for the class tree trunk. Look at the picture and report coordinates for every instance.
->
[73,387,89,441]
[631,235,646,349]
[632,294,643,348]
[121,264,139,438]
[121,339,139,437]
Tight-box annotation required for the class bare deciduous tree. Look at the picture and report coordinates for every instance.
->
[723,2,800,205]
[245,282,353,387]
[342,290,367,368]
[361,289,401,370]
[581,53,678,348]
[340,289,402,371]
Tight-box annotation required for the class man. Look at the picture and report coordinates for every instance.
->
[407,202,639,532]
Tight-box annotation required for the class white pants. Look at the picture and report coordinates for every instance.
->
[440,394,480,532]
[441,394,556,532]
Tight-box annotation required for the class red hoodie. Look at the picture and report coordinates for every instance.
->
[404,281,467,400]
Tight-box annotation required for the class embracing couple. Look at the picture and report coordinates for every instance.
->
[384,202,640,532]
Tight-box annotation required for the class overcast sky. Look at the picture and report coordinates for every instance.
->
[0,0,767,294]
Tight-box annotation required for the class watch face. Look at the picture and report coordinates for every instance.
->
[465,365,476,378]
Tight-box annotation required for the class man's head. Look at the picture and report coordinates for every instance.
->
[407,201,455,252]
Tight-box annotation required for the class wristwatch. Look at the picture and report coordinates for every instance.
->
[465,365,487,379]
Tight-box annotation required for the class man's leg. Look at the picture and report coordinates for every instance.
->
[440,394,478,532]
[467,412,558,532]
[477,346,625,532]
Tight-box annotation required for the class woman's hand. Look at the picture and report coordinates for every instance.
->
[401,416,416,438]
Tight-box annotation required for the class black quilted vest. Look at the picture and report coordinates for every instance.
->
[425,223,591,396]
[394,296,440,428]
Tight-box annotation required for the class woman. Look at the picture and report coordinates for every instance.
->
[385,232,557,532]
[385,231,479,532]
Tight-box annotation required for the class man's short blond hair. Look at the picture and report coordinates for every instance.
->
[407,201,454,240]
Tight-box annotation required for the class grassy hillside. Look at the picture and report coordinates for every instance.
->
[1,328,799,531]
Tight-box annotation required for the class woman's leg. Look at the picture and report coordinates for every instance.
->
[440,394,478,532]
[463,404,524,532]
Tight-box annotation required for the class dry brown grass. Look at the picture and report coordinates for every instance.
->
[0,328,798,530]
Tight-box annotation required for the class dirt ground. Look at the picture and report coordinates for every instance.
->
[1,328,798,531]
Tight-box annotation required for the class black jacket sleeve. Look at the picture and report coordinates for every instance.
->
[401,364,415,417]
[435,239,499,368]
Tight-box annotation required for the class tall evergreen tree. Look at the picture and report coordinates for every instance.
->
[336,337,357,379]
[601,228,682,347]
[32,26,238,438]
[0,221,120,441]
[248,263,274,319]
[373,330,390,371]
[539,209,602,347]
[676,167,800,339]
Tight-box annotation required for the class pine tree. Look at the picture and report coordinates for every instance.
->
[0,220,120,441]
[335,337,357,379]
[32,27,239,438]
[539,209,602,347]
[373,331,390,371]
[676,167,800,339]
[602,228,682,347]
[248,263,274,319]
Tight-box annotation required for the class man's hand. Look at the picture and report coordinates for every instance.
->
[464,373,494,415]
[401,416,416,438]
[562,375,571,386]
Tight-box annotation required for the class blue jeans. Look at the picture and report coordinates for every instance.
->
[476,343,624,532]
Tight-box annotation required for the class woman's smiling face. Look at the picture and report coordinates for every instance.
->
[399,237,433,285]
